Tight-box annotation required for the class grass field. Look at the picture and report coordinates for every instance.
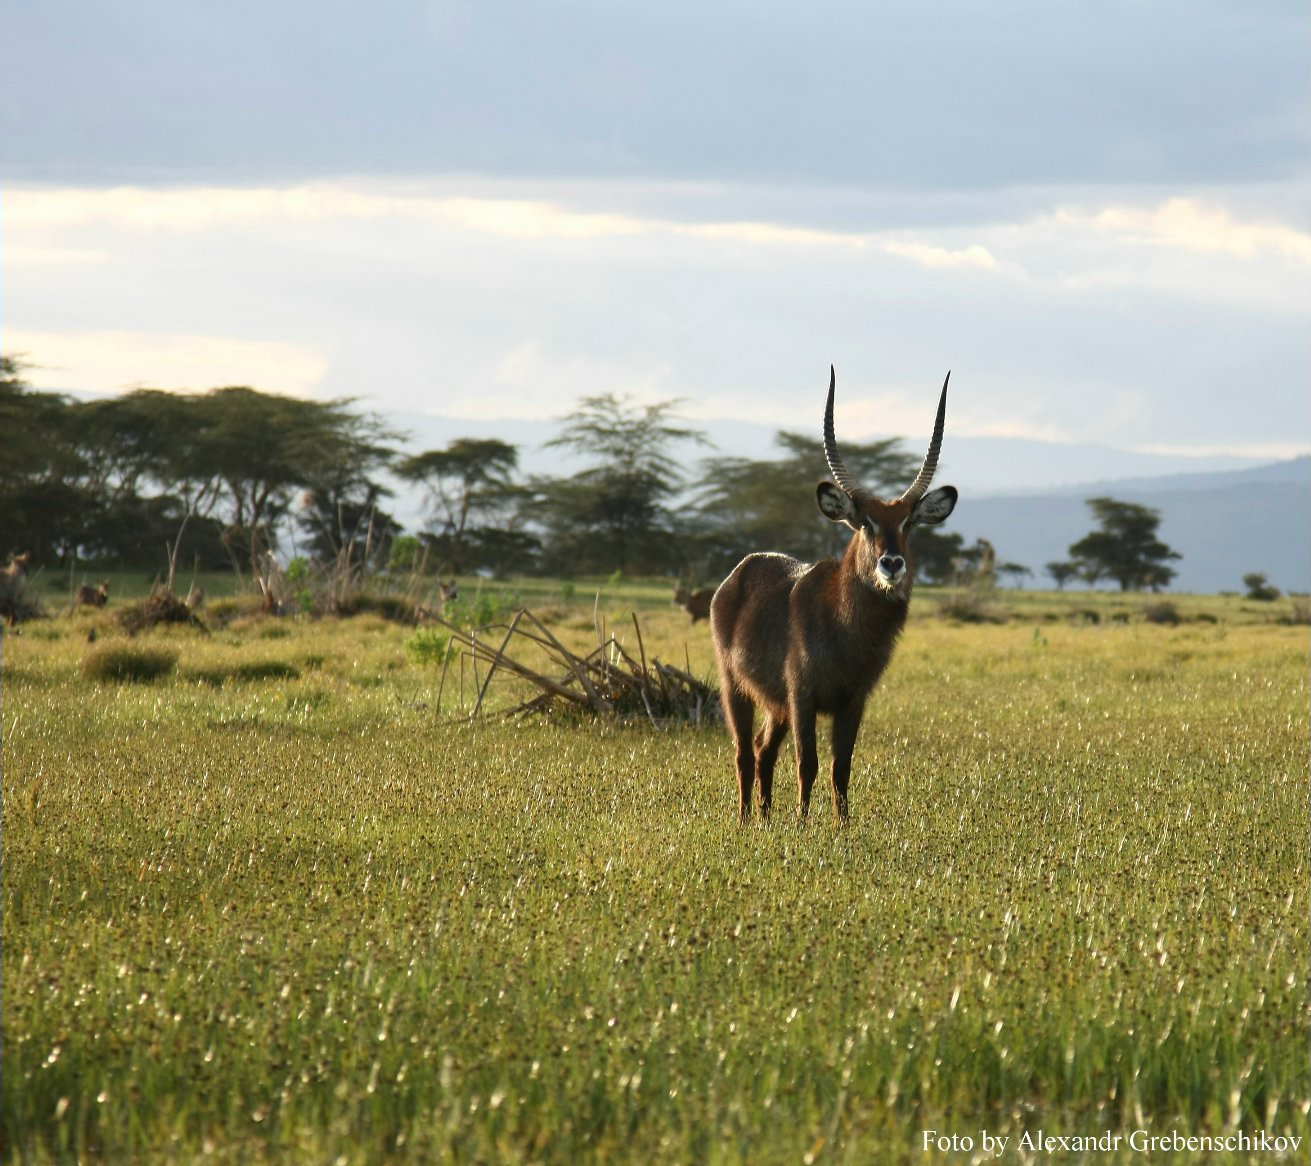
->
[3,581,1308,1163]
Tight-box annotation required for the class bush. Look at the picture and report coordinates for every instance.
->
[404,627,458,667]
[1143,601,1181,625]
[938,587,1006,624]
[233,660,301,682]
[340,592,421,623]
[82,644,179,684]
[443,589,522,630]
[1278,596,1311,626]
[1242,572,1281,601]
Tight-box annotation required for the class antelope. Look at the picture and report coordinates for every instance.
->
[710,367,958,823]
[416,580,459,623]
[673,583,714,623]
[74,579,111,609]
[1,552,32,627]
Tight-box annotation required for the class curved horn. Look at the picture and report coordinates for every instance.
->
[900,371,950,504]
[822,366,873,504]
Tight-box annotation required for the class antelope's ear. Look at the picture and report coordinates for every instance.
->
[816,481,859,527]
[909,485,958,527]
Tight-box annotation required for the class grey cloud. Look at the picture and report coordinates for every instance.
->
[5,1,1307,189]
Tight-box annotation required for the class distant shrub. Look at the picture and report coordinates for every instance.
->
[82,644,178,683]
[187,659,301,685]
[938,588,1006,624]
[1143,601,1181,626]
[404,627,458,667]
[443,589,522,630]
[234,660,301,682]
[1242,572,1281,601]
[342,593,421,624]
[1278,596,1311,626]
[254,623,293,639]
[205,596,261,625]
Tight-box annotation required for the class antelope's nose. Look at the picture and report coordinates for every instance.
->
[879,554,905,577]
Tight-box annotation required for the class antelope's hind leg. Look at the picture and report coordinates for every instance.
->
[752,712,788,820]
[722,683,758,822]
[789,695,820,819]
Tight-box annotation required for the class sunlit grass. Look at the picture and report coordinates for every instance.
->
[3,589,1307,1163]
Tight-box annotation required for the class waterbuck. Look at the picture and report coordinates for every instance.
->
[710,367,958,822]
[1,552,32,627]
[673,583,714,623]
[74,579,111,609]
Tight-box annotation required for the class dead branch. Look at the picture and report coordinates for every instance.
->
[423,607,718,726]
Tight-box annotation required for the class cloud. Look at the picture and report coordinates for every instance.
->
[1131,439,1311,461]
[2,184,991,261]
[4,178,1306,462]
[1058,197,1311,263]
[884,240,998,270]
[3,246,112,268]
[4,329,329,397]
[444,342,678,422]
[680,221,870,249]
[438,198,649,241]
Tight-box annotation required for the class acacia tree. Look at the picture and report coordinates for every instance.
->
[0,358,92,563]
[1045,560,1080,590]
[176,388,397,581]
[0,366,397,579]
[1068,496,1180,591]
[296,408,400,569]
[532,394,710,575]
[396,438,524,573]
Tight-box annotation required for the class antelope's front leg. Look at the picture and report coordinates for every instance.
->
[829,702,865,823]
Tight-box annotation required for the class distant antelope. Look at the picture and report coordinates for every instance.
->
[74,579,110,609]
[673,583,714,623]
[416,580,459,622]
[710,367,958,822]
[1,552,32,627]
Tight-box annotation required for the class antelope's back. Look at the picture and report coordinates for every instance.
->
[710,553,809,695]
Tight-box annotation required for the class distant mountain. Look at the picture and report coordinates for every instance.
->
[935,437,1272,497]
[948,457,1311,595]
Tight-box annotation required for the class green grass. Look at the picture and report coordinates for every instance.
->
[2,588,1307,1163]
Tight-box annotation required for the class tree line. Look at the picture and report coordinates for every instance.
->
[2,357,1180,590]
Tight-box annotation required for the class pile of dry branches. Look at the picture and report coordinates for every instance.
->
[116,586,209,636]
[431,608,718,726]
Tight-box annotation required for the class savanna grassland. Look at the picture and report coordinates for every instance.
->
[3,582,1308,1164]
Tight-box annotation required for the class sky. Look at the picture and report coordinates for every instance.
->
[4,1,1309,485]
